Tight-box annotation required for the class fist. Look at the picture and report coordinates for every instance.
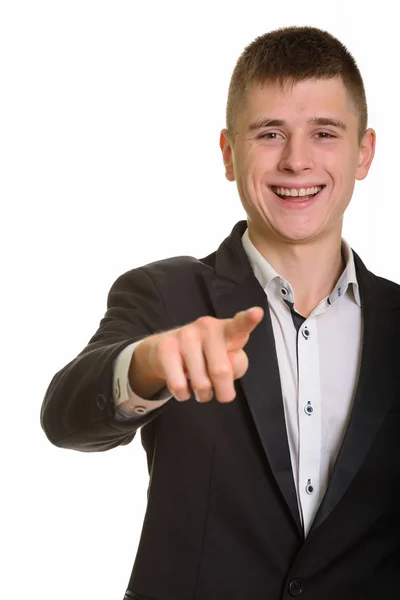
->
[145,306,264,403]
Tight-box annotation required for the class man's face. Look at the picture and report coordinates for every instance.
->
[221,77,375,246]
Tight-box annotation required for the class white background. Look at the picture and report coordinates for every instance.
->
[1,1,399,598]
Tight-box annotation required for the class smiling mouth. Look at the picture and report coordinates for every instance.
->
[271,185,326,201]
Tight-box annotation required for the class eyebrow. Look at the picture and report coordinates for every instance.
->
[248,117,347,132]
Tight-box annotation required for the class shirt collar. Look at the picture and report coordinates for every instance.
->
[241,228,361,308]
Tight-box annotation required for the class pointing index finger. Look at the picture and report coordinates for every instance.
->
[224,306,264,343]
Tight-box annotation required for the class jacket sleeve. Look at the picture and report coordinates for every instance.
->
[40,266,168,452]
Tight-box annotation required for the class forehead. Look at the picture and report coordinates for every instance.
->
[239,78,358,128]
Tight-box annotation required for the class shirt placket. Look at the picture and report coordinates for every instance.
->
[297,318,321,536]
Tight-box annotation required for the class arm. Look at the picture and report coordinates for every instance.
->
[113,341,172,421]
[40,267,170,452]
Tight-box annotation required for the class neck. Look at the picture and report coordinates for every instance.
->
[248,224,345,318]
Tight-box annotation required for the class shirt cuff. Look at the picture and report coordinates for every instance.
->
[113,341,172,418]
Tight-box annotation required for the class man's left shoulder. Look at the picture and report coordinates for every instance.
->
[353,249,400,305]
[369,270,400,307]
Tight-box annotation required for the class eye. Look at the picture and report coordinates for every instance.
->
[259,132,283,140]
[315,131,336,139]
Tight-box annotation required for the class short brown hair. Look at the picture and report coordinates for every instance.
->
[226,26,368,142]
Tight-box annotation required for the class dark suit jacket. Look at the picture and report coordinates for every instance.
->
[41,220,400,600]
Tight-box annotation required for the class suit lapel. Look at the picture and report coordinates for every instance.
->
[203,222,400,537]
[203,221,302,534]
[310,251,400,532]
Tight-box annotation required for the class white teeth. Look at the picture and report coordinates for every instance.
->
[273,186,323,198]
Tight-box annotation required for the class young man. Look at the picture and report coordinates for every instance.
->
[41,26,400,599]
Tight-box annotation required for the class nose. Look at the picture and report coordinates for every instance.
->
[278,136,315,174]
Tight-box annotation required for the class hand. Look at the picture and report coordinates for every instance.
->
[139,307,264,403]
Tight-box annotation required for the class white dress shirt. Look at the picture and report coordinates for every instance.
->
[113,230,362,535]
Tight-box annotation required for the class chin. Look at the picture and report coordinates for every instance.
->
[273,225,321,244]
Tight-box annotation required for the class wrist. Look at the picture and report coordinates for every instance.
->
[128,337,166,398]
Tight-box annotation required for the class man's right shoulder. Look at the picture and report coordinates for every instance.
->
[120,252,216,278]
[110,251,218,294]
[106,252,221,328]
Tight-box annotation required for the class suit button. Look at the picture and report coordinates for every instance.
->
[288,578,303,596]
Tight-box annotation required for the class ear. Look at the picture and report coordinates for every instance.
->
[220,129,236,182]
[356,128,376,181]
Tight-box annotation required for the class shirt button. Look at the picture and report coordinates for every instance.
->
[133,405,147,415]
[306,479,314,494]
[302,327,310,339]
[288,579,303,597]
[304,402,313,415]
